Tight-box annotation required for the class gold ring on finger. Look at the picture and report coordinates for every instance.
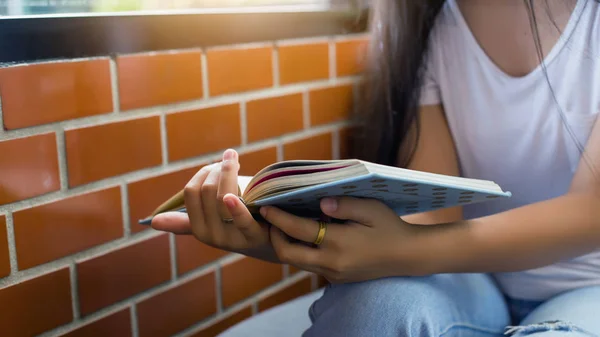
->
[314,221,327,246]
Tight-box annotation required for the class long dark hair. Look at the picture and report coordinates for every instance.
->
[350,0,597,174]
[350,0,445,167]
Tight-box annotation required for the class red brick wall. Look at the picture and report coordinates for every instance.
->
[0,35,367,337]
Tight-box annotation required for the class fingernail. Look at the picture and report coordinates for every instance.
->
[321,198,338,212]
[224,196,236,209]
[223,149,235,161]
[259,207,267,218]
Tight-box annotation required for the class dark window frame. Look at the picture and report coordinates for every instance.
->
[0,7,367,64]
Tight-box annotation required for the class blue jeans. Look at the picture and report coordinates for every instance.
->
[304,274,600,337]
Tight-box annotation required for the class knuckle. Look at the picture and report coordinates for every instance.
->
[184,180,201,193]
[201,181,218,195]
[221,160,238,173]
[184,183,200,200]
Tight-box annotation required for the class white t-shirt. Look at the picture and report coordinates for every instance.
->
[420,0,600,300]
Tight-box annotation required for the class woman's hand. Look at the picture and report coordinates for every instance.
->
[151,149,278,263]
[260,197,435,283]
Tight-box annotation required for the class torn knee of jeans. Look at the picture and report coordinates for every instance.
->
[504,320,595,336]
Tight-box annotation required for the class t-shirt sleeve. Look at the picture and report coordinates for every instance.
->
[418,54,442,106]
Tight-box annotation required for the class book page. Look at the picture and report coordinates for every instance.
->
[239,176,253,194]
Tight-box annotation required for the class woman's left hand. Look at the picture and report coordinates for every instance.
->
[260,197,433,283]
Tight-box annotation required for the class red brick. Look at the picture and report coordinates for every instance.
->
[221,257,282,308]
[62,309,131,337]
[246,93,304,142]
[0,59,112,130]
[0,268,72,337]
[66,117,162,187]
[278,43,329,84]
[283,133,333,161]
[176,236,228,275]
[336,38,368,77]
[77,235,171,316]
[0,133,60,205]
[238,147,278,177]
[191,307,252,337]
[0,215,9,278]
[14,188,123,270]
[128,166,201,233]
[258,276,312,312]
[118,51,203,111]
[309,85,353,126]
[137,272,216,337]
[167,104,241,162]
[207,47,273,96]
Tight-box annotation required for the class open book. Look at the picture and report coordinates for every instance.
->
[139,159,511,224]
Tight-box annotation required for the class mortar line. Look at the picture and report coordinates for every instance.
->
[332,32,371,42]
[5,212,18,274]
[251,302,258,315]
[206,40,273,52]
[120,184,131,238]
[2,55,109,67]
[69,264,81,319]
[333,128,340,160]
[169,233,178,281]
[109,57,121,114]
[302,91,311,129]
[56,130,69,191]
[131,303,140,337]
[276,36,331,46]
[201,53,210,99]
[329,38,337,79]
[159,113,169,166]
[276,142,284,162]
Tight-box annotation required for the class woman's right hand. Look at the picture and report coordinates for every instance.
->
[151,149,279,263]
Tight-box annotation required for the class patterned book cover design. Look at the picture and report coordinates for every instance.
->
[253,175,505,216]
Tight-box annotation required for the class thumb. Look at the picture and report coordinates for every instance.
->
[152,211,193,235]
[320,197,385,224]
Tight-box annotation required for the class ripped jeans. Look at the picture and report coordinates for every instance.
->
[304,274,600,337]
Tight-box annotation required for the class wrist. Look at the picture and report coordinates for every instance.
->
[403,220,477,275]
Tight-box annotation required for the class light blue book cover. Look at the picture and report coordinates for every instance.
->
[139,160,511,224]
[251,172,511,217]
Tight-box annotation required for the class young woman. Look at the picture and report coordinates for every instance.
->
[152,0,600,335]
